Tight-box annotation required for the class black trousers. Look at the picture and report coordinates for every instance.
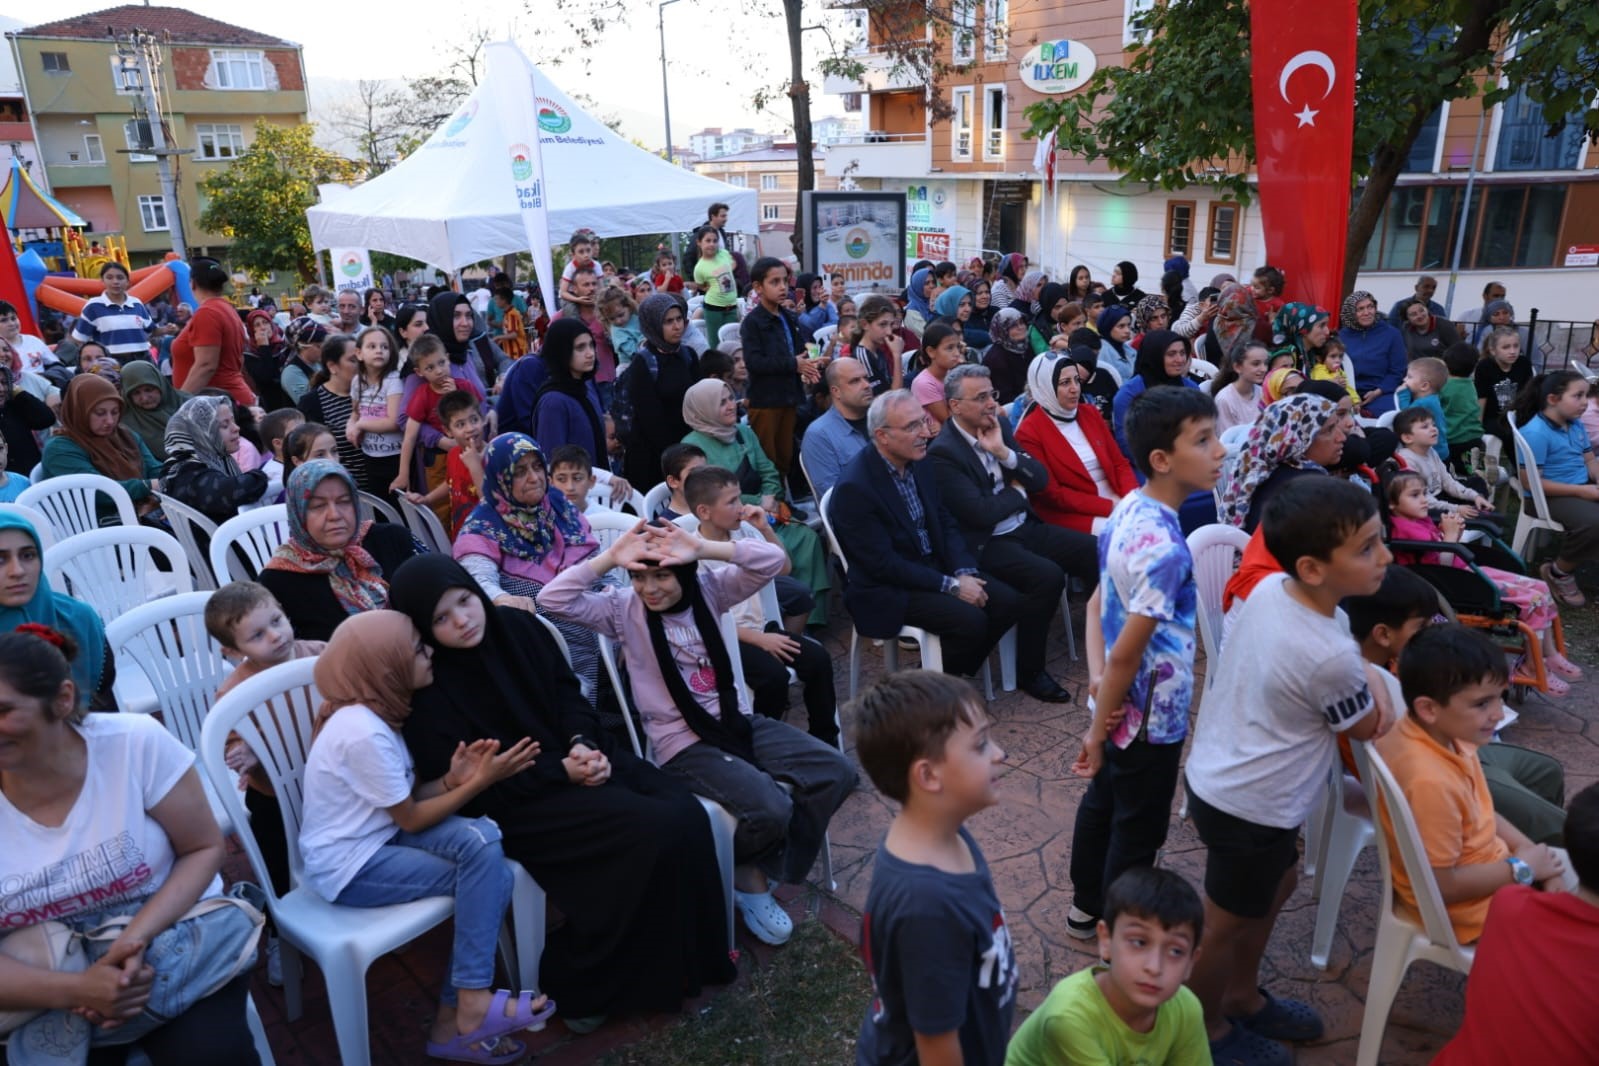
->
[978,520,1098,679]
[741,628,839,747]
[901,571,1023,678]
[1069,737,1184,918]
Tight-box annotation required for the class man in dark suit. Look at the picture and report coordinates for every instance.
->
[829,389,1023,680]
[929,364,1096,702]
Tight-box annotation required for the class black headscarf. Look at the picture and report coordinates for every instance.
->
[796,272,821,312]
[427,291,473,359]
[537,317,607,460]
[642,552,755,765]
[1133,329,1191,388]
[637,293,686,359]
[1109,260,1144,307]
[1032,282,1068,340]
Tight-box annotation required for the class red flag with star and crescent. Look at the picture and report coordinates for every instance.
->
[1250,0,1357,315]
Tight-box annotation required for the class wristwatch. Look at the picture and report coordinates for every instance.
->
[1505,856,1534,885]
[942,576,960,595]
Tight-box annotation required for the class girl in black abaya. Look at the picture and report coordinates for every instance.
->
[390,554,735,1024]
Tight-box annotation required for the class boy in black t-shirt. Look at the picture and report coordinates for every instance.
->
[853,671,1019,1066]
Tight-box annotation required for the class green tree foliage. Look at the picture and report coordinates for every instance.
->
[199,122,363,281]
[1023,0,1598,292]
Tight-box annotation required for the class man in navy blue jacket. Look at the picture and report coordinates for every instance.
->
[828,389,1022,679]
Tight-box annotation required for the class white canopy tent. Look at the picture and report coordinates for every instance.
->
[305,42,757,272]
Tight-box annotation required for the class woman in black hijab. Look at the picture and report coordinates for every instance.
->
[1107,260,1145,308]
[391,554,736,1025]
[610,293,700,490]
[426,291,497,397]
[532,318,607,460]
[1029,282,1070,355]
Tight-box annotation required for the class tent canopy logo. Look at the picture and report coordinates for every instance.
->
[339,254,364,277]
[844,228,871,259]
[509,144,534,181]
[444,99,477,137]
[536,99,571,134]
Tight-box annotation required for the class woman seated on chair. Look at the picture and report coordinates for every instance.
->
[119,360,189,461]
[0,510,115,709]
[39,373,164,524]
[160,396,270,525]
[1015,351,1138,536]
[1510,369,1599,609]
[0,627,258,1065]
[452,433,604,702]
[679,379,831,627]
[540,520,855,949]
[531,319,609,462]
[390,554,736,1029]
[1110,329,1204,457]
[258,460,425,641]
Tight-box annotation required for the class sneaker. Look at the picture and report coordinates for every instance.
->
[735,889,794,946]
[1541,562,1586,608]
[1064,905,1098,941]
[266,935,283,988]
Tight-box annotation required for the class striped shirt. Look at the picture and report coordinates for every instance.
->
[72,295,154,362]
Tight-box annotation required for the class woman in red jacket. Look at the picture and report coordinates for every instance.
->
[1015,352,1138,535]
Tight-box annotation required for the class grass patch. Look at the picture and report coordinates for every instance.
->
[598,916,872,1066]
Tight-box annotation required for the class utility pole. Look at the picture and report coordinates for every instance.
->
[114,32,189,257]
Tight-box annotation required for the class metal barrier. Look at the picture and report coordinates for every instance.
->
[1447,313,1599,374]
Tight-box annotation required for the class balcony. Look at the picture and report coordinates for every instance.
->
[824,133,929,180]
[822,46,927,96]
[45,162,111,188]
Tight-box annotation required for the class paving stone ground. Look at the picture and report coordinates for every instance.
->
[240,591,1599,1064]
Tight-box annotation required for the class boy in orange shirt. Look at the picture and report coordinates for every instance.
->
[494,290,528,360]
[1376,623,1567,944]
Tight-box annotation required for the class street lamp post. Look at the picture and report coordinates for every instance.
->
[659,0,684,261]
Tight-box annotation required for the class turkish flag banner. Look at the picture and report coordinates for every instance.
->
[1250,0,1357,316]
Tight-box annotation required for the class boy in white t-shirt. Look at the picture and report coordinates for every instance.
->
[1183,477,1397,1066]
[0,300,56,373]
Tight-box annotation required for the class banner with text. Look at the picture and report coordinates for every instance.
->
[1249,0,1357,315]
[489,42,557,318]
[803,191,907,296]
[904,180,957,266]
[329,248,374,293]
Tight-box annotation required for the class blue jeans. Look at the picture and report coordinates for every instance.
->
[335,816,511,1004]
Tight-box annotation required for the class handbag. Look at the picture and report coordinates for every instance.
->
[0,922,87,1035]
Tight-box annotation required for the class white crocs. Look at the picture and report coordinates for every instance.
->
[735,889,794,945]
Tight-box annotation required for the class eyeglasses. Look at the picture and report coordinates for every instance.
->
[955,389,1000,404]
[889,416,933,434]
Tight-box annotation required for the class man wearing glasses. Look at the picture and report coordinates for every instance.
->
[829,388,1023,681]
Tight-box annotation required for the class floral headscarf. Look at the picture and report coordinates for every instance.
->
[1212,282,1259,367]
[456,433,592,568]
[1270,301,1329,358]
[1340,290,1378,331]
[266,460,389,614]
[1215,394,1339,527]
[989,307,1029,354]
[1132,294,1170,334]
[1016,270,1046,310]
[162,396,239,476]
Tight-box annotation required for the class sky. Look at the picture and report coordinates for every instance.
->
[1,0,852,148]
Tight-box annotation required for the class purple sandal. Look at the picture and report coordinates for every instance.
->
[426,990,557,1062]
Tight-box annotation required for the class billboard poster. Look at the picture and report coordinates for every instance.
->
[803,191,907,295]
[330,248,375,293]
[904,180,957,265]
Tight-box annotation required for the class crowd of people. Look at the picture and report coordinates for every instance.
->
[2,228,1597,1066]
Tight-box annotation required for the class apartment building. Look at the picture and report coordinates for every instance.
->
[692,143,839,247]
[688,126,775,160]
[822,0,1599,319]
[8,5,308,262]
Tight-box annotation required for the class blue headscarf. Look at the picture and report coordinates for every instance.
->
[905,267,934,317]
[0,512,107,704]
[933,284,971,319]
[457,434,592,571]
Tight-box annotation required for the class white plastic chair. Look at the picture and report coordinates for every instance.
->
[584,506,645,557]
[1508,419,1565,559]
[0,501,56,550]
[104,592,237,833]
[1187,357,1219,381]
[358,490,402,525]
[1186,524,1250,692]
[1349,740,1474,1066]
[209,504,291,583]
[18,472,139,537]
[198,659,544,1064]
[398,493,452,553]
[1375,408,1398,430]
[1307,762,1375,970]
[43,526,192,627]
[155,494,221,590]
[586,468,647,515]
[28,461,46,484]
[641,480,673,519]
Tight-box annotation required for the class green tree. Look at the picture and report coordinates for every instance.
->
[199,122,363,281]
[1023,0,1599,294]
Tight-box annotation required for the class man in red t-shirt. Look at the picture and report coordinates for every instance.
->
[171,259,256,405]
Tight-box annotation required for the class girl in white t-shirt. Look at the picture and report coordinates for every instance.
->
[347,325,404,498]
[1209,340,1269,436]
[0,626,258,1057]
[299,610,551,1062]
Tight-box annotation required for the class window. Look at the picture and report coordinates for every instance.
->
[762,204,781,221]
[109,54,141,94]
[83,135,104,164]
[1404,104,1444,173]
[1165,200,1195,258]
[1207,202,1237,263]
[195,123,245,160]
[123,119,155,163]
[1494,84,1584,172]
[953,1,976,64]
[41,52,69,73]
[209,49,266,90]
[1124,0,1156,45]
[760,173,779,191]
[1357,181,1568,272]
[951,87,974,162]
[983,85,1006,161]
[984,0,1008,62]
[726,174,748,188]
[137,195,169,232]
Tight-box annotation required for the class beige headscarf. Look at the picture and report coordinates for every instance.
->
[681,378,737,443]
[311,610,423,735]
